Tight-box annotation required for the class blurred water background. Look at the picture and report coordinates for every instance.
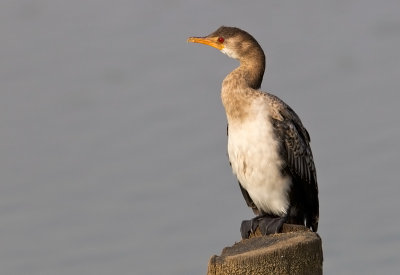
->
[1,0,400,274]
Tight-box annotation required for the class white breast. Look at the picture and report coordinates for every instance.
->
[227,99,291,216]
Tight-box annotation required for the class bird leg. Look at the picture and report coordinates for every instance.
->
[240,214,287,239]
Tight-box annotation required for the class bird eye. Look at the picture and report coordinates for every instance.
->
[217,37,224,43]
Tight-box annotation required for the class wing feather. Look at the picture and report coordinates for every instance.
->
[267,93,319,231]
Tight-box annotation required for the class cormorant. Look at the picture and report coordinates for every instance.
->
[188,26,319,238]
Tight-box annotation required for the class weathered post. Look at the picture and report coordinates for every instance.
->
[207,224,323,275]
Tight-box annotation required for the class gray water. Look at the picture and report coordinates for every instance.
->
[1,1,400,274]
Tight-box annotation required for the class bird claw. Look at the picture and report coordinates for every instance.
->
[240,215,287,239]
[258,215,286,235]
[240,220,253,239]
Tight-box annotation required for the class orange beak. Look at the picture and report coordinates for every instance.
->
[187,37,224,50]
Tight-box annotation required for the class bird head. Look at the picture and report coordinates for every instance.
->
[188,26,264,62]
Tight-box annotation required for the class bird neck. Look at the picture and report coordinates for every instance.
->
[221,57,265,122]
[221,48,265,122]
[239,56,265,90]
[223,53,265,91]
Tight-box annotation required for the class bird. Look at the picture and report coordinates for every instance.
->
[188,26,319,238]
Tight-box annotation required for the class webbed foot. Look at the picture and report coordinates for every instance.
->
[240,214,287,239]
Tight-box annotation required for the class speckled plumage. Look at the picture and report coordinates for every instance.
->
[189,26,319,232]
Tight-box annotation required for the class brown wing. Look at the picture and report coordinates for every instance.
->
[267,93,319,231]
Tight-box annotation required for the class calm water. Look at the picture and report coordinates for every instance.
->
[1,1,399,274]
